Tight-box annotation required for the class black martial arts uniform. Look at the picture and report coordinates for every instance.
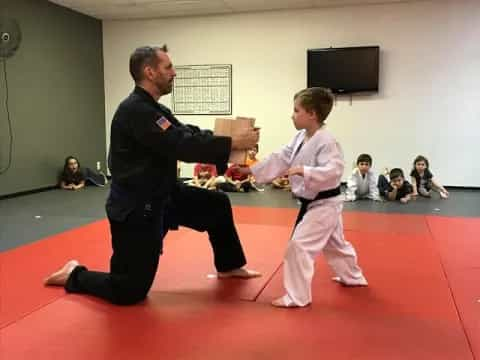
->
[65,86,247,305]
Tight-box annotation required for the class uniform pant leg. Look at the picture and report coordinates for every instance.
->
[169,184,246,272]
[283,201,337,306]
[322,203,367,285]
[65,204,165,305]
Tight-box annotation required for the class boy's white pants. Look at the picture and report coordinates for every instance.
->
[283,198,367,306]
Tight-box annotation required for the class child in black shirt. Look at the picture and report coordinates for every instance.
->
[378,168,413,203]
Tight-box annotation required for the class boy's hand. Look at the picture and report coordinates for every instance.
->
[400,195,411,204]
[287,167,304,177]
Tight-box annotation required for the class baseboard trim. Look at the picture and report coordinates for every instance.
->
[339,182,479,191]
[445,186,480,191]
[0,186,58,200]
[1,183,478,201]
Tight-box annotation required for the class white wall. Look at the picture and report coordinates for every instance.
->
[103,0,480,186]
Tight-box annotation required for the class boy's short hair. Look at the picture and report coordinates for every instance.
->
[357,154,372,166]
[294,87,334,123]
[389,168,404,180]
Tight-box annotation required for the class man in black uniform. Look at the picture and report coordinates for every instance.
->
[45,45,260,305]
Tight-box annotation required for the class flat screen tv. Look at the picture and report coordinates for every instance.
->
[307,46,379,94]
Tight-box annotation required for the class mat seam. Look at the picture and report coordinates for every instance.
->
[0,294,68,330]
[425,215,476,360]
[251,262,283,302]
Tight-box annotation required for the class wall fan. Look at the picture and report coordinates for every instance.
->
[0,18,22,59]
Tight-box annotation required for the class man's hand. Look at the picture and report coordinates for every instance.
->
[287,167,304,177]
[231,128,260,150]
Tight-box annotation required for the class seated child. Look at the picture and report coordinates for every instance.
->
[378,168,413,203]
[410,155,449,199]
[191,163,218,190]
[59,156,85,191]
[344,153,380,201]
[245,144,259,167]
[218,164,258,192]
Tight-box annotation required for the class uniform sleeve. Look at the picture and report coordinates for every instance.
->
[367,171,381,201]
[225,166,234,178]
[193,164,201,176]
[250,137,296,184]
[129,106,231,166]
[345,169,358,201]
[301,141,344,193]
[209,164,218,177]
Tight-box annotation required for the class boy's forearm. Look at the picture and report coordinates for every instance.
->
[387,189,397,201]
[226,177,236,185]
[205,177,215,187]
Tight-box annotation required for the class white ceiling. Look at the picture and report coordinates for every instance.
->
[48,0,432,20]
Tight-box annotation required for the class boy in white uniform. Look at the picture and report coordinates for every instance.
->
[242,87,367,307]
[344,154,381,201]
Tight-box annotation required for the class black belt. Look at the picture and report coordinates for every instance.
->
[295,186,341,226]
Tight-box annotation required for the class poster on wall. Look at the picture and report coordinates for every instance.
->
[172,64,232,115]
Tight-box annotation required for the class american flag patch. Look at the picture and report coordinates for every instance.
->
[156,116,171,131]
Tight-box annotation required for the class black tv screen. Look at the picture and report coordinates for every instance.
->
[307,46,379,94]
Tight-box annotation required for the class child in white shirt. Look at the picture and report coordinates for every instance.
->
[345,154,380,201]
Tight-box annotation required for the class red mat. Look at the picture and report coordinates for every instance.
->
[1,208,479,360]
[426,216,480,271]
[426,216,480,358]
[0,220,110,328]
[342,211,430,235]
[1,207,296,328]
[257,229,473,359]
[2,292,472,360]
[446,269,480,358]
[150,224,290,300]
[233,205,298,227]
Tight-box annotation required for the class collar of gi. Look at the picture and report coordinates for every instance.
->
[134,86,162,108]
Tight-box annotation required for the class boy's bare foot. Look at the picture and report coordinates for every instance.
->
[271,295,305,308]
[331,276,368,287]
[44,260,79,286]
[217,267,261,279]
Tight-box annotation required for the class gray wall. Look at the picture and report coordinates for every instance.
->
[0,0,105,196]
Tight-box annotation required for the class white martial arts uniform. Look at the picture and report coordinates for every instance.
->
[251,127,367,306]
[345,168,380,201]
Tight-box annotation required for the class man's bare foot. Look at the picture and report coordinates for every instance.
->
[217,267,261,279]
[44,260,79,286]
[331,276,368,287]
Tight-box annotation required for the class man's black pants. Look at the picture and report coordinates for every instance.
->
[65,185,247,305]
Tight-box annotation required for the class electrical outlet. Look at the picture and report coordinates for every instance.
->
[96,161,101,171]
